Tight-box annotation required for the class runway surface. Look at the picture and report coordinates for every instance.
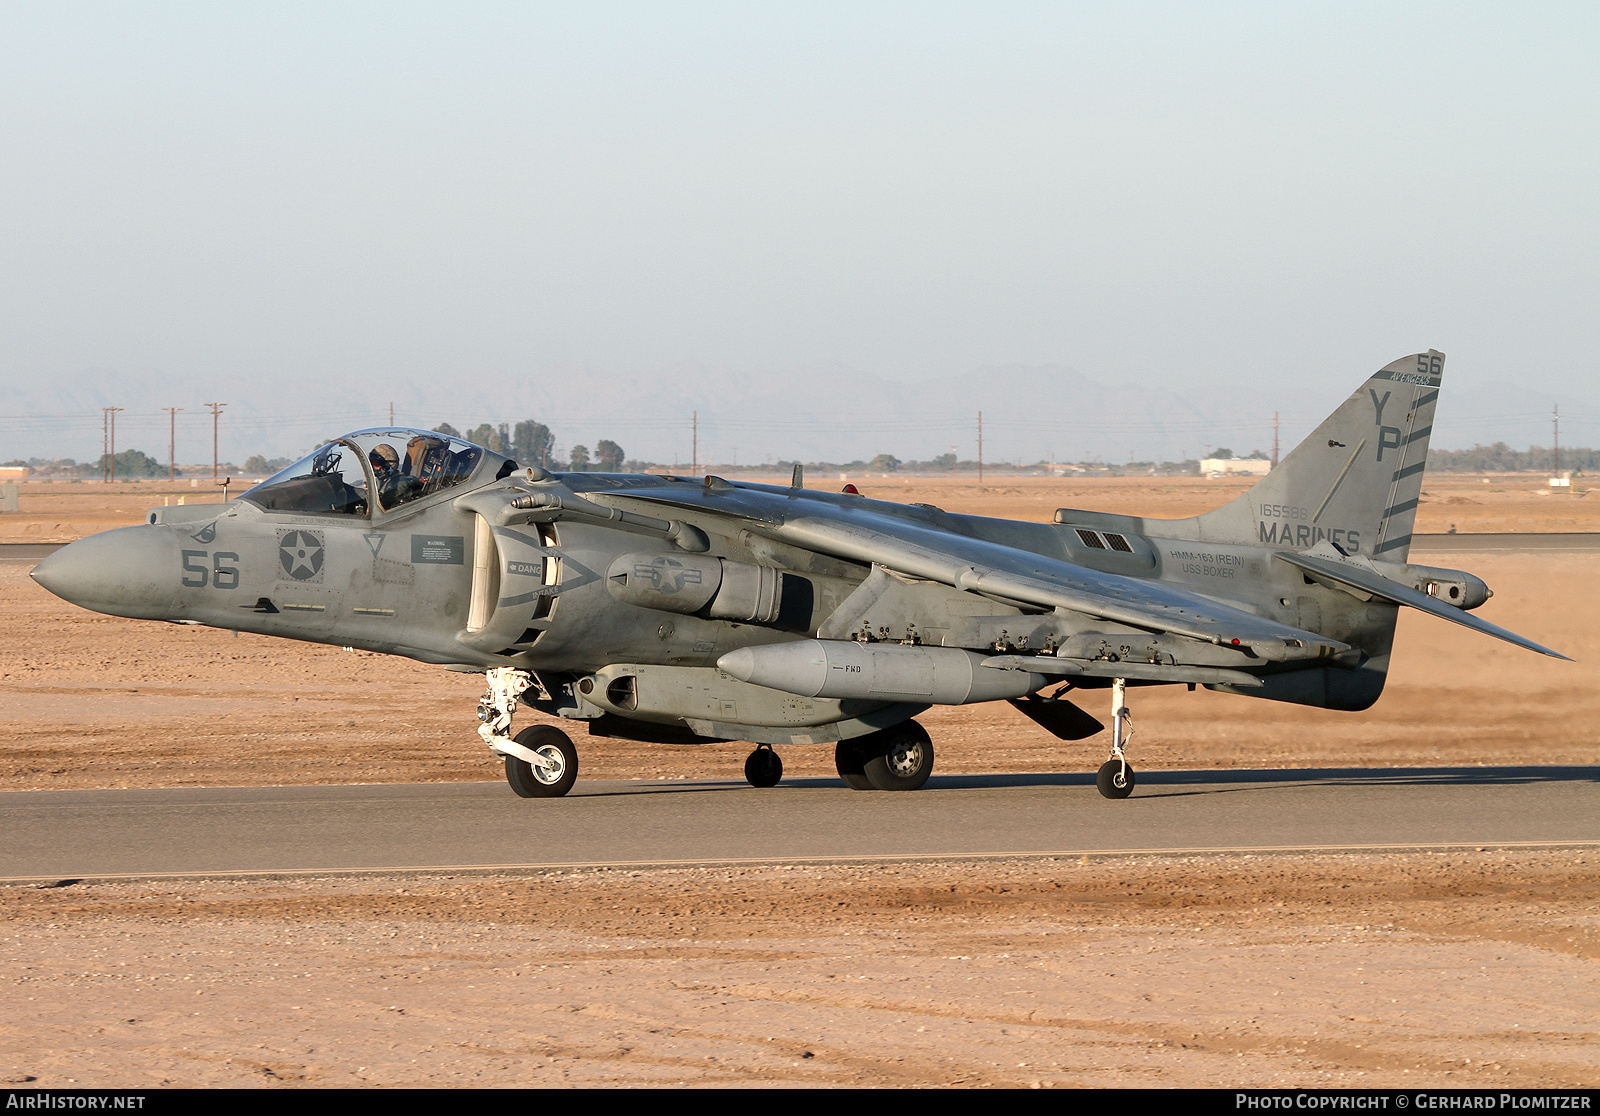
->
[0,543,66,562]
[4,534,1597,564]
[1408,532,1600,553]
[4,766,1597,881]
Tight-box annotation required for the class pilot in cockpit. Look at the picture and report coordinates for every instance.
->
[369,442,421,510]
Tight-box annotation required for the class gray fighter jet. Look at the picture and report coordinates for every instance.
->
[31,351,1566,799]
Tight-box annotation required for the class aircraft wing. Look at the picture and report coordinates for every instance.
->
[608,485,1346,664]
[1275,549,1571,660]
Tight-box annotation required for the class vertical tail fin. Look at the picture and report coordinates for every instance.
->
[1194,351,1444,561]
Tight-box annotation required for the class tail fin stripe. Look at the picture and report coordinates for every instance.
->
[1383,498,1418,517]
[1404,426,1433,445]
[1374,535,1411,555]
[1392,462,1426,482]
[1416,390,1439,409]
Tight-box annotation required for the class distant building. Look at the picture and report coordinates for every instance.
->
[1201,457,1271,478]
[0,466,28,481]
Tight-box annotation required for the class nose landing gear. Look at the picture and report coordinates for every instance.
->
[479,666,579,799]
[744,743,783,787]
[505,724,579,798]
[1096,677,1136,799]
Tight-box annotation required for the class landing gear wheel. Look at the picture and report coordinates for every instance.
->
[744,745,783,788]
[504,725,579,798]
[1096,758,1135,799]
[834,740,876,790]
[861,721,934,791]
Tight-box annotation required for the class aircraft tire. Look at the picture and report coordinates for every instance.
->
[834,740,877,790]
[744,745,783,788]
[861,721,934,791]
[504,725,579,798]
[1096,759,1135,799]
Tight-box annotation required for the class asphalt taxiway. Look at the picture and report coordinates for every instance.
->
[3,766,1597,882]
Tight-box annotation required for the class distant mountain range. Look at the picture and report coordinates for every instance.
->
[0,362,1588,467]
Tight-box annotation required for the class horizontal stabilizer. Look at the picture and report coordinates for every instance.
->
[1275,550,1570,660]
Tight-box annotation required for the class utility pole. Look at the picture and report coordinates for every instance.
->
[102,407,123,483]
[977,412,984,485]
[1272,411,1280,468]
[1554,404,1561,477]
[692,411,698,477]
[389,401,394,426]
[205,402,226,483]
[163,407,182,481]
[101,410,109,482]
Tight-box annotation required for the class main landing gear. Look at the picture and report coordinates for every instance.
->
[835,720,935,791]
[1096,676,1136,799]
[479,666,580,799]
[744,743,783,787]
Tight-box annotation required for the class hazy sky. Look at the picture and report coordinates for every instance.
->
[1,2,1596,463]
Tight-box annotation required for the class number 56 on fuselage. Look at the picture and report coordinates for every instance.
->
[31,351,1568,800]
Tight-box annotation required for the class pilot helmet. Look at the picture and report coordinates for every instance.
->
[369,443,400,472]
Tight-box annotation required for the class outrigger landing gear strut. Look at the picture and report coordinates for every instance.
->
[1096,676,1136,799]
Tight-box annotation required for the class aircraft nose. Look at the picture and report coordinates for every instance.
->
[31,525,179,620]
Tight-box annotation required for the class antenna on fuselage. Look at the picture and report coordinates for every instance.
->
[791,463,803,489]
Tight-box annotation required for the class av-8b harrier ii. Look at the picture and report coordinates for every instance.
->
[32,352,1566,799]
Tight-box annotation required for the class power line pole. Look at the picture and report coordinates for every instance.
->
[977,411,984,485]
[691,411,698,477]
[1554,404,1561,477]
[102,407,123,483]
[163,407,182,481]
[205,402,226,483]
[389,401,394,426]
[1272,411,1280,468]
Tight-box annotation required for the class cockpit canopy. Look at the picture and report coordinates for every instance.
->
[243,428,492,516]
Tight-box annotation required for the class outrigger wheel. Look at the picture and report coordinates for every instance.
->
[1096,758,1135,799]
[744,744,783,788]
[504,724,579,798]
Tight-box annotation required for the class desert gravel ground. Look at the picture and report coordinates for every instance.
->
[3,851,1598,1089]
[1,480,1597,1088]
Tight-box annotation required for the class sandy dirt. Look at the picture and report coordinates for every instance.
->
[2,482,1596,1088]
[4,472,1599,543]
[2,852,1596,1088]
